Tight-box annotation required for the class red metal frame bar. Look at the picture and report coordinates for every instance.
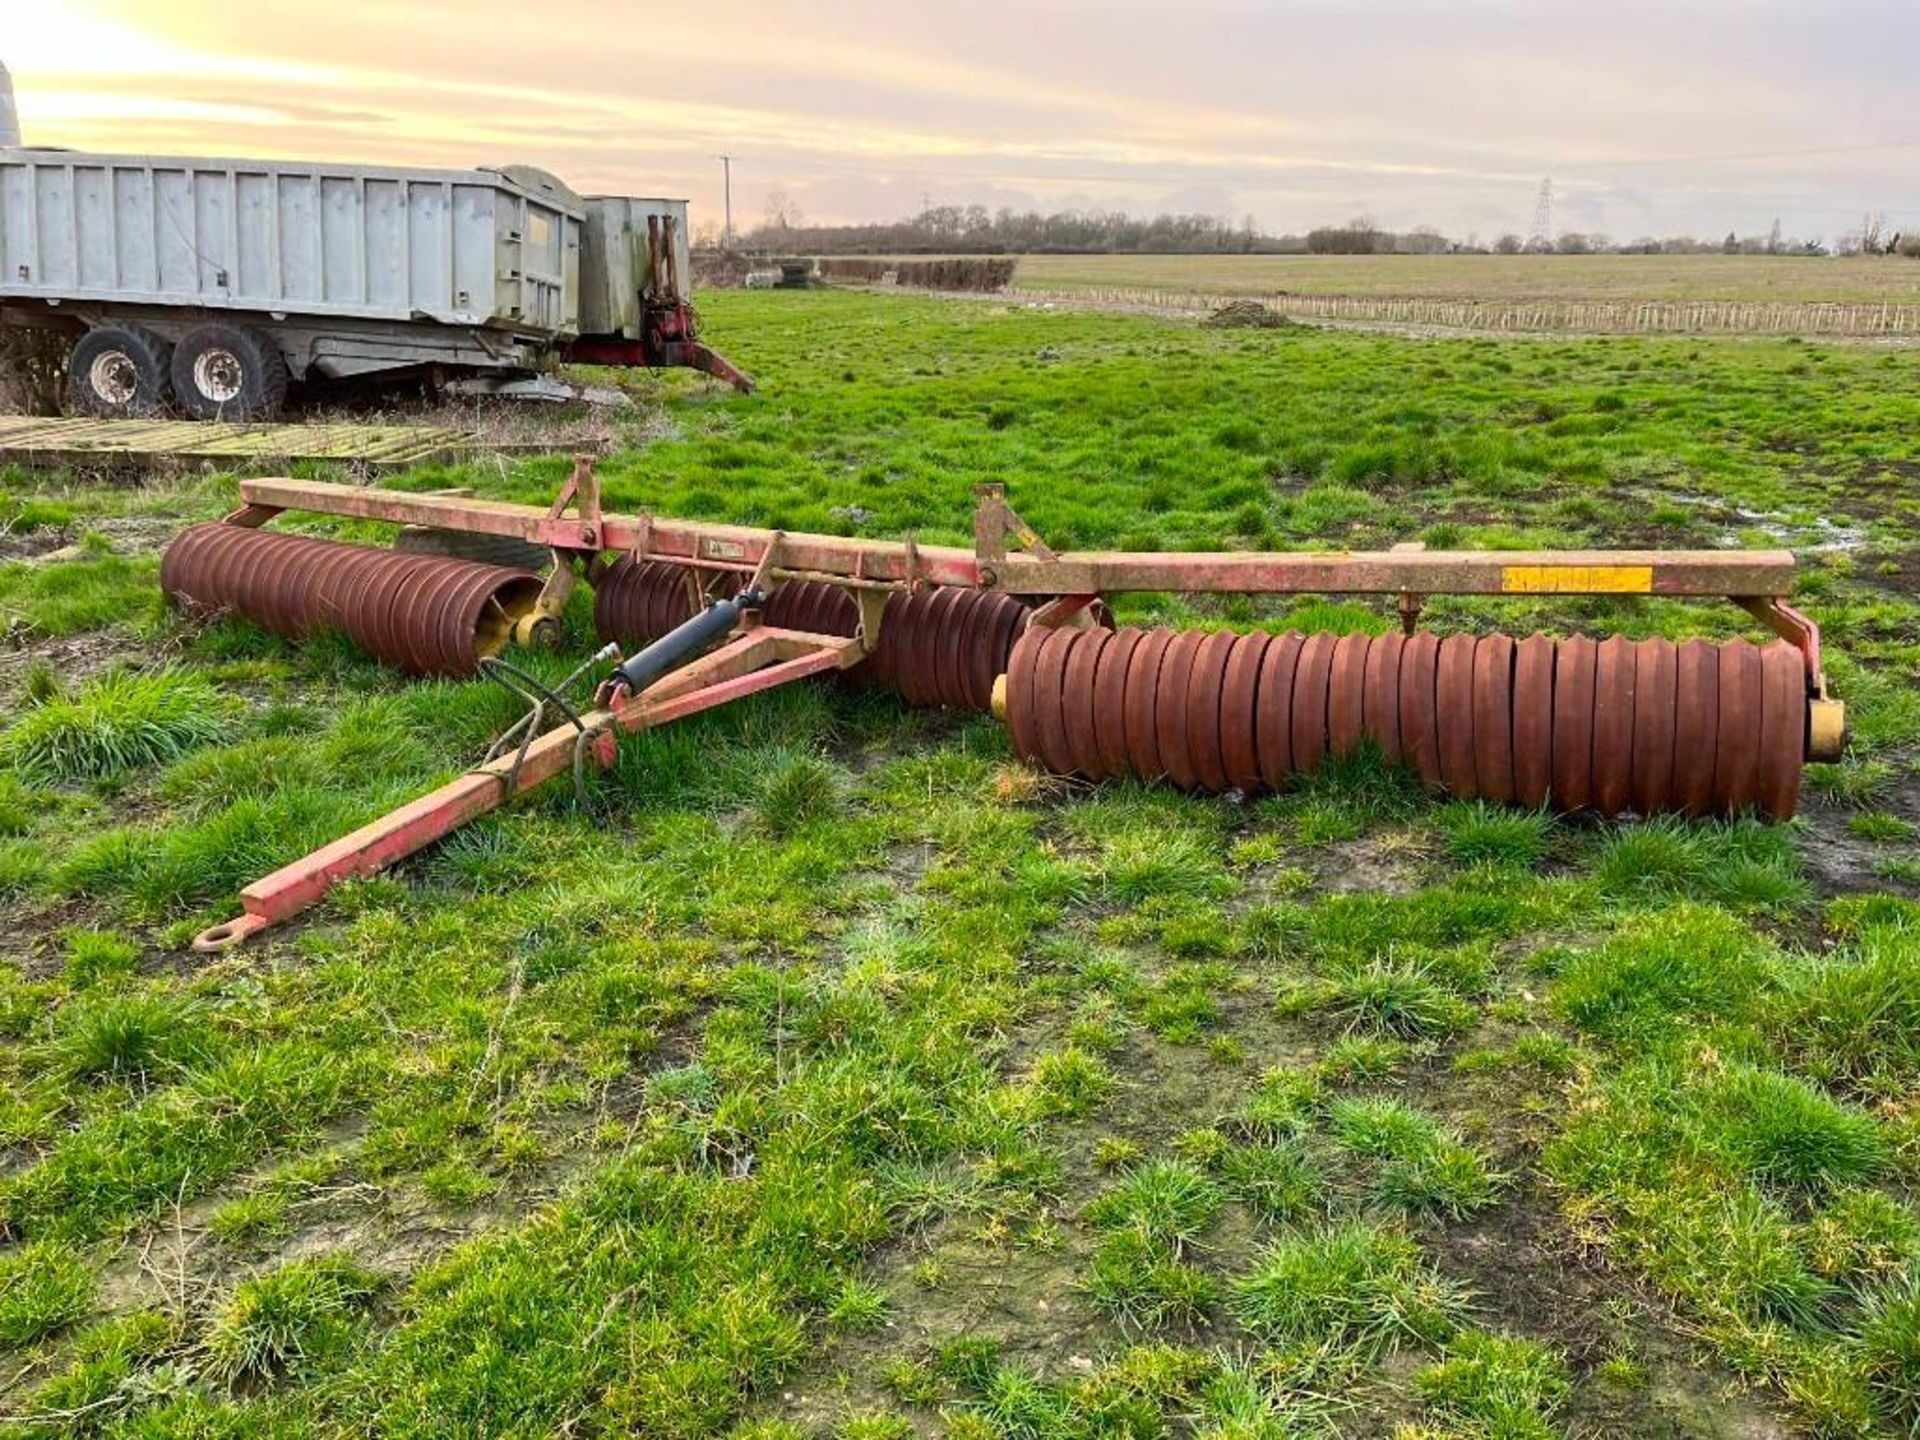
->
[231,476,1798,600]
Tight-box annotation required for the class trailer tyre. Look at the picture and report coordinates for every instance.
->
[67,326,173,418]
[171,324,290,420]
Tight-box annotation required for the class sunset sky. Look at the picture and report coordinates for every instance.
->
[6,0,1916,243]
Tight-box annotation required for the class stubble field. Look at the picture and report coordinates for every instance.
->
[1007,253,1920,305]
[1,290,1919,1437]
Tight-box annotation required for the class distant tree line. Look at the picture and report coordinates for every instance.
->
[725,203,1275,255]
[711,202,1915,260]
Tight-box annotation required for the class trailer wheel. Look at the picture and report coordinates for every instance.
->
[171,324,290,420]
[66,326,173,417]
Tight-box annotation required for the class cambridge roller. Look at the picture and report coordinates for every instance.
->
[1000,626,1810,820]
[163,469,1847,952]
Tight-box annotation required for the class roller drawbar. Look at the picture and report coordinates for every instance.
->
[1000,626,1814,821]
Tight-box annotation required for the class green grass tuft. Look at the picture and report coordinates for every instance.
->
[4,668,231,783]
[208,1190,294,1247]
[1856,1268,1920,1435]
[1309,952,1478,1039]
[1229,1221,1466,1361]
[49,990,206,1082]
[203,1253,380,1383]
[1849,811,1916,844]
[1435,802,1554,868]
[0,548,161,637]
[825,1276,890,1331]
[0,1239,94,1345]
[1555,904,1778,1046]
[1217,1139,1324,1224]
[61,928,141,987]
[1416,1330,1571,1439]
[1781,932,1920,1100]
[1328,1097,1504,1218]
[750,750,845,837]
[1085,1229,1218,1330]
[970,1361,1072,1439]
[1693,1065,1885,1192]
[1084,1158,1224,1250]
[1594,817,1807,910]
[1029,1044,1115,1117]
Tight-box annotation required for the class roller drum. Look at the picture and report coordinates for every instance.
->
[591,565,1047,714]
[162,523,541,676]
[592,556,720,651]
[1003,625,1808,821]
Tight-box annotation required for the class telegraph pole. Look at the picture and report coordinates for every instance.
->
[718,155,734,251]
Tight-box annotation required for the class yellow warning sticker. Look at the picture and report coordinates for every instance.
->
[1500,565,1654,595]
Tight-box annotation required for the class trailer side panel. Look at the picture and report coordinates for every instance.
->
[0,150,582,339]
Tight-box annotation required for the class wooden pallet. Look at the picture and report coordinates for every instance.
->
[0,416,504,469]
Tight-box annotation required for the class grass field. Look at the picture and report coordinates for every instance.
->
[2,290,1920,1437]
[1010,253,1920,305]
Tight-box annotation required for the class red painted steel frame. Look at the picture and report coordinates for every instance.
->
[225,473,1821,691]
[232,476,1799,599]
[191,627,863,951]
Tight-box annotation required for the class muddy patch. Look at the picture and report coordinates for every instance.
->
[88,1102,609,1332]
[1797,787,1920,899]
[1429,1190,1790,1439]
[0,513,186,564]
[1314,831,1428,895]
[0,625,139,700]
[1857,548,1920,598]
[0,527,72,563]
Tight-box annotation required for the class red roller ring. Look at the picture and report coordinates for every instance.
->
[1328,632,1371,760]
[1631,638,1678,816]
[1155,630,1207,790]
[1435,634,1480,798]
[1219,632,1272,793]
[1473,633,1517,805]
[1714,640,1763,815]
[1591,635,1639,818]
[1363,631,1405,763]
[1399,631,1442,790]
[1123,629,1175,780]
[1672,639,1720,818]
[1756,641,1806,821]
[1256,633,1305,790]
[1032,626,1081,778]
[1186,631,1239,792]
[1091,628,1144,779]
[1291,632,1336,774]
[1004,628,1047,765]
[933,589,981,709]
[1551,636,1598,813]
[1511,634,1555,809]
[1059,627,1112,778]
